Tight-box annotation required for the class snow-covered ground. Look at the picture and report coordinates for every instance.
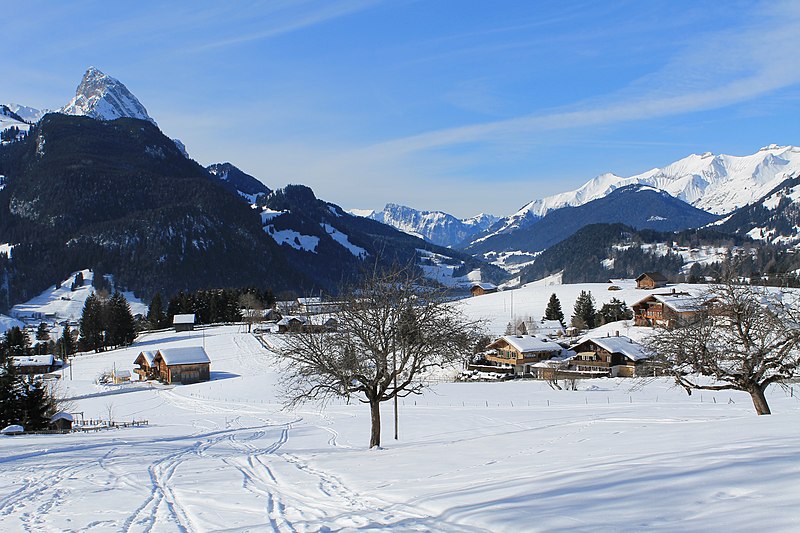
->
[1,325,798,532]
[9,269,147,326]
[456,278,692,335]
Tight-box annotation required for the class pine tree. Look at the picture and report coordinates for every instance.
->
[544,293,565,326]
[80,293,105,352]
[0,340,22,427]
[5,326,31,357]
[107,291,136,347]
[597,297,633,325]
[34,323,50,354]
[147,292,166,329]
[571,290,596,330]
[19,379,54,430]
[57,325,76,361]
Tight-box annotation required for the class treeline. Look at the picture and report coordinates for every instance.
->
[0,327,60,430]
[145,287,277,329]
[519,223,800,286]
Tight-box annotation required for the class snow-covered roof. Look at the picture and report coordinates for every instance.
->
[115,370,131,378]
[173,314,195,325]
[471,282,497,291]
[531,319,564,334]
[155,347,210,366]
[651,294,704,313]
[1,424,24,435]
[633,292,705,313]
[587,336,648,361]
[277,316,307,326]
[492,335,562,354]
[12,355,54,367]
[50,412,74,423]
[297,297,322,305]
[137,350,156,366]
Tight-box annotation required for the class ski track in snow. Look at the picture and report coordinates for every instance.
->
[2,327,798,531]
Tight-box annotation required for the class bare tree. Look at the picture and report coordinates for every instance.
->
[645,278,800,415]
[239,292,264,333]
[278,264,480,448]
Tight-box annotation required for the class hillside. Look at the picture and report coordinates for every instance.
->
[466,185,719,256]
[715,174,800,247]
[513,223,778,285]
[0,113,301,306]
[479,145,800,241]
[260,185,507,290]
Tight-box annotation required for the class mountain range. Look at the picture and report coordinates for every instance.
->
[3,66,800,306]
[355,204,499,248]
[0,68,501,308]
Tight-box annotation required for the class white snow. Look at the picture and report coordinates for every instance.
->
[320,223,367,258]
[265,227,319,253]
[457,279,705,335]
[0,324,798,531]
[9,269,147,327]
[260,208,286,223]
[0,243,13,258]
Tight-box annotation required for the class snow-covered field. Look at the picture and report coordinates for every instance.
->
[1,325,799,532]
[456,278,687,335]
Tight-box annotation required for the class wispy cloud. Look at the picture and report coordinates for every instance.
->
[355,1,800,159]
[188,0,384,52]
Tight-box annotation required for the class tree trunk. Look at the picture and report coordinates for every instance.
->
[369,398,381,448]
[749,385,771,415]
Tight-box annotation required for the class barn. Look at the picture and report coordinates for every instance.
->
[635,272,668,290]
[173,314,196,332]
[153,347,211,384]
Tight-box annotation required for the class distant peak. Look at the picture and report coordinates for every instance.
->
[60,67,157,126]
[759,144,787,151]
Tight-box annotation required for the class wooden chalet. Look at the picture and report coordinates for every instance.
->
[470,282,498,297]
[12,355,59,375]
[568,334,649,377]
[636,272,668,290]
[134,351,157,380]
[152,347,211,384]
[173,314,196,332]
[485,335,564,376]
[631,291,702,328]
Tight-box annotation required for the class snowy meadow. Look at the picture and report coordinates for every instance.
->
[0,322,798,532]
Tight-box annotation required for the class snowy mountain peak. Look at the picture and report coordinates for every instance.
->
[480,145,800,242]
[355,204,499,247]
[60,67,157,125]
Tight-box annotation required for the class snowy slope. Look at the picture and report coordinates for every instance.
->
[0,324,797,531]
[484,145,800,239]
[10,269,147,324]
[0,105,30,139]
[456,278,704,336]
[6,103,48,123]
[60,67,157,125]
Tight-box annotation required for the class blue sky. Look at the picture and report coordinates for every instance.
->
[5,1,800,217]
